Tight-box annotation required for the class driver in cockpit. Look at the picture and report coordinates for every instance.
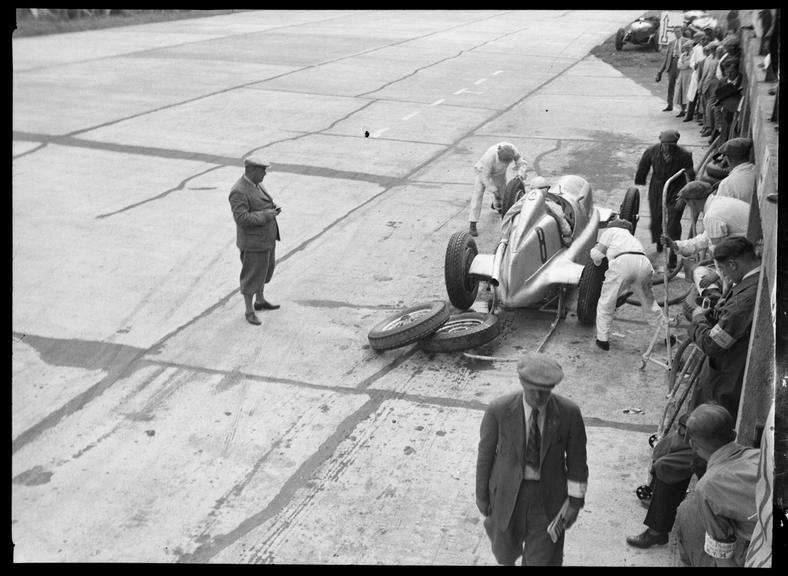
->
[532,177,573,246]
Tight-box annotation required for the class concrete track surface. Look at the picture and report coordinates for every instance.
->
[13,10,708,564]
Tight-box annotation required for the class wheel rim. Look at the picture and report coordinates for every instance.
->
[380,307,433,331]
[434,316,486,335]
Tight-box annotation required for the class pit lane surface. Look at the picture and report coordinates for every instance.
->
[12,10,705,564]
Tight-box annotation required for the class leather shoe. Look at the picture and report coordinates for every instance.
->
[626,529,668,548]
[662,106,673,112]
[596,339,610,351]
[254,300,280,310]
[245,312,261,325]
[675,111,685,117]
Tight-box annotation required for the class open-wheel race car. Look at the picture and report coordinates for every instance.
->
[615,16,661,52]
[444,175,640,333]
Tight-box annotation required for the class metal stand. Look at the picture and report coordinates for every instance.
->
[639,169,689,377]
[536,287,567,353]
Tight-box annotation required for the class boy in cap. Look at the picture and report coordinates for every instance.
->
[469,142,528,236]
[476,353,588,565]
[634,129,695,265]
[228,156,282,325]
[590,218,664,350]
[716,137,755,203]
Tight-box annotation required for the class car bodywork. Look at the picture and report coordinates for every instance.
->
[616,16,661,51]
[467,175,614,309]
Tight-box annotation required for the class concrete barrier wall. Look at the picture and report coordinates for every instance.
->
[736,27,779,447]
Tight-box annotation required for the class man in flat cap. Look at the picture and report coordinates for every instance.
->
[476,353,588,565]
[228,156,281,325]
[468,142,528,236]
[634,130,695,267]
[716,138,755,203]
[662,180,749,301]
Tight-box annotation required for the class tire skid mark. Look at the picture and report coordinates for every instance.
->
[531,139,562,176]
[245,401,394,563]
[176,395,381,563]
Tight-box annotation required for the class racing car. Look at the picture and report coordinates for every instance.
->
[444,175,640,326]
[615,16,661,52]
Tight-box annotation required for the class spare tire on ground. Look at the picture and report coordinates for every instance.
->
[368,301,450,351]
[418,312,501,353]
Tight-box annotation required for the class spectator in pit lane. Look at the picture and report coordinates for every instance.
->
[715,137,756,204]
[674,38,695,118]
[228,156,282,326]
[699,42,724,137]
[656,27,683,112]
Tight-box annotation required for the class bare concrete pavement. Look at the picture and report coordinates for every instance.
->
[12,10,707,564]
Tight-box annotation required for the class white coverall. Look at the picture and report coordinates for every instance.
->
[673,195,750,296]
[591,226,664,342]
[469,142,528,223]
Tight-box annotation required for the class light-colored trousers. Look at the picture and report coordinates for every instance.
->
[469,169,507,222]
[596,254,664,341]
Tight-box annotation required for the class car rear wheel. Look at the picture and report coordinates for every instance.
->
[418,312,500,352]
[445,231,479,310]
[501,177,525,216]
[619,186,640,234]
[615,28,625,51]
[576,257,607,325]
[368,301,450,351]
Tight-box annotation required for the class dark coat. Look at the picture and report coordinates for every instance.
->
[690,269,760,419]
[635,144,695,243]
[228,175,280,252]
[476,392,588,532]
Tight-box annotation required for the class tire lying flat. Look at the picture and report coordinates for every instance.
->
[368,301,450,351]
[418,312,500,353]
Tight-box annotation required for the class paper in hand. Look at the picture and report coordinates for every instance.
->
[547,498,570,543]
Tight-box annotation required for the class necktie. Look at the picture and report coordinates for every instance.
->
[525,408,540,469]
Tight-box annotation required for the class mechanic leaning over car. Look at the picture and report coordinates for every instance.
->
[634,129,695,268]
[590,218,664,351]
[469,142,528,237]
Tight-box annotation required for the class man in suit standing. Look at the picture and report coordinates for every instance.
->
[476,353,588,565]
[655,27,682,112]
[228,156,281,325]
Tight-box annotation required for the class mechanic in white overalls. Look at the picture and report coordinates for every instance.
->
[469,142,528,237]
[590,218,664,350]
[661,181,750,303]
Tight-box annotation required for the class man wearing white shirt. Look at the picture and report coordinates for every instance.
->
[589,218,664,350]
[469,142,528,236]
[716,138,756,204]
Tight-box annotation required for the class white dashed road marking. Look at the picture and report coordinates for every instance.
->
[371,127,390,138]
[474,78,487,85]
[492,70,504,76]
[401,111,420,121]
[453,88,467,95]
[430,98,445,106]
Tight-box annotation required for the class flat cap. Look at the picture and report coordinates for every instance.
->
[659,129,680,143]
[243,156,271,168]
[517,353,563,389]
[678,180,713,200]
[720,137,752,157]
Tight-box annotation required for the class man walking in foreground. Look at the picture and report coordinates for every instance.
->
[476,353,588,565]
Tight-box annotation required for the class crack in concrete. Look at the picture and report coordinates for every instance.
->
[354,14,526,98]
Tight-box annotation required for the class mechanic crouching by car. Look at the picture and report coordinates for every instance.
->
[469,142,528,237]
[634,130,695,268]
[589,218,664,351]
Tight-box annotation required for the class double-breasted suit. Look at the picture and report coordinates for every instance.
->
[229,175,280,252]
[476,391,588,564]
